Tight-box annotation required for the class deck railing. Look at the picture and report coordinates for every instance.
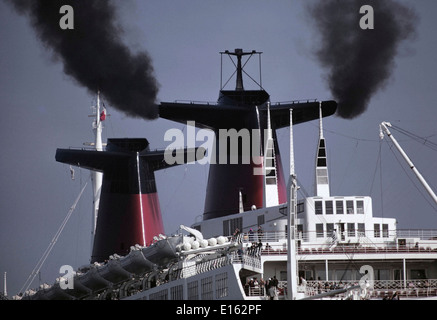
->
[171,251,261,281]
[245,279,437,299]
[238,230,437,255]
[241,230,437,243]
[303,279,437,299]
[231,252,262,270]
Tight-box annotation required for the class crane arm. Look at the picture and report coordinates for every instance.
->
[379,121,437,206]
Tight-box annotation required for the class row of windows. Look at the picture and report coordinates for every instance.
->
[374,224,390,238]
[223,217,243,236]
[187,273,229,300]
[148,272,229,300]
[315,199,365,215]
[315,223,390,238]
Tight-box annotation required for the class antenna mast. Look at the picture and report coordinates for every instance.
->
[90,92,104,255]
[287,108,298,300]
[219,49,263,91]
[3,272,7,297]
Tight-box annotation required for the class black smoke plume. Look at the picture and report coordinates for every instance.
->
[306,0,417,119]
[5,0,159,119]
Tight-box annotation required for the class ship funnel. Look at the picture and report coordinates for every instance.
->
[56,139,205,263]
[159,49,337,222]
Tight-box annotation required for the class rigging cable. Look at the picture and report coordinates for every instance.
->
[369,139,382,196]
[379,139,385,221]
[390,125,437,152]
[19,179,89,295]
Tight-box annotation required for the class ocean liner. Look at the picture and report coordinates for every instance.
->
[15,49,437,300]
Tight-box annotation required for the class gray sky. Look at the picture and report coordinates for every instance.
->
[1,0,436,296]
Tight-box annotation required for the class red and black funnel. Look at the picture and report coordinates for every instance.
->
[56,138,203,263]
[159,49,337,221]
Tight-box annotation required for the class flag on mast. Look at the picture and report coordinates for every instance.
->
[100,103,106,121]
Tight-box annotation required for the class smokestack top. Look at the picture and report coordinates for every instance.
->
[106,138,150,153]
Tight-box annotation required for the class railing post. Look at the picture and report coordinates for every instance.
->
[403,259,407,290]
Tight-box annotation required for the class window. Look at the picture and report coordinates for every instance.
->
[336,200,344,214]
[374,224,381,238]
[411,269,426,280]
[223,221,229,236]
[315,201,323,215]
[326,223,334,236]
[316,224,324,238]
[358,223,365,236]
[382,224,389,238]
[257,215,265,226]
[325,201,333,214]
[297,224,304,239]
[215,272,228,298]
[297,201,305,214]
[150,289,168,300]
[188,281,199,300]
[201,277,213,300]
[347,223,355,237]
[357,200,364,214]
[317,158,327,167]
[346,200,354,214]
[223,217,242,236]
[170,285,184,300]
[394,269,404,281]
[376,269,390,281]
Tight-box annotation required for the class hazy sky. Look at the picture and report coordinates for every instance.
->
[1,0,436,297]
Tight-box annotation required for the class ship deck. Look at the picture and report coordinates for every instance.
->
[239,230,437,300]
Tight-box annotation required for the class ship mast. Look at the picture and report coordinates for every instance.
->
[287,108,298,300]
[90,91,104,254]
[94,91,103,152]
[315,102,330,197]
[3,272,7,298]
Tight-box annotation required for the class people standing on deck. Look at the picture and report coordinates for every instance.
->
[233,228,243,243]
[267,276,279,300]
[257,225,264,241]
[249,228,255,242]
